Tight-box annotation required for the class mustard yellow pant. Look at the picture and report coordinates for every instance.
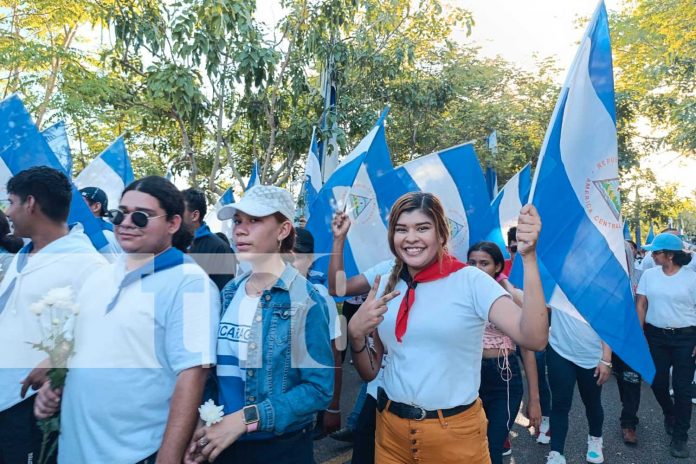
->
[375,398,491,464]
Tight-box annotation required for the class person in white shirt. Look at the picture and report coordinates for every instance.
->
[636,232,696,459]
[34,176,219,464]
[0,166,107,462]
[347,192,547,464]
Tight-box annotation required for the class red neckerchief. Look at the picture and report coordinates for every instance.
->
[395,254,466,342]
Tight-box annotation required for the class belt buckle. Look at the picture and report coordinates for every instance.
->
[412,405,427,421]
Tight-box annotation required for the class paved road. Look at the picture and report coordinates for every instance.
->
[314,360,695,464]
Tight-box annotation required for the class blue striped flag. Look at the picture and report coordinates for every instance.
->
[0,95,110,252]
[511,2,654,382]
[487,163,532,259]
[245,160,262,191]
[74,136,135,211]
[306,108,393,278]
[41,121,73,177]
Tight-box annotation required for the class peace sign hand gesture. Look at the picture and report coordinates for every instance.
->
[348,275,401,340]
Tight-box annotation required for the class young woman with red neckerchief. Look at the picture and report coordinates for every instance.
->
[348,192,547,464]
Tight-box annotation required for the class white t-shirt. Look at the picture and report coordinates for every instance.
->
[637,266,696,328]
[549,309,603,370]
[0,228,107,412]
[376,266,508,409]
[59,255,220,463]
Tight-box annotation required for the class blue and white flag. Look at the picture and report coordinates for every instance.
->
[306,108,393,279]
[484,166,498,202]
[0,95,109,252]
[514,2,654,382]
[379,142,494,264]
[245,160,261,191]
[646,223,655,244]
[487,163,532,259]
[41,121,73,177]
[205,187,236,239]
[75,136,135,211]
[634,221,642,247]
[300,127,323,221]
[623,221,631,241]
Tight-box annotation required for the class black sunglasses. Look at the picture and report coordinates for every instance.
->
[108,209,166,228]
[509,245,518,253]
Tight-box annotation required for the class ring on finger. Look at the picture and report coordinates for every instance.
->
[199,438,208,447]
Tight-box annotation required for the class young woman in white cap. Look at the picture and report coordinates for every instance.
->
[347,192,547,464]
[185,185,334,464]
[637,232,696,459]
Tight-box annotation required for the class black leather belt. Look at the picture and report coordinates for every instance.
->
[376,387,475,421]
[645,324,696,336]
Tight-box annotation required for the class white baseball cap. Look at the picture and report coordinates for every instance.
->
[217,185,295,222]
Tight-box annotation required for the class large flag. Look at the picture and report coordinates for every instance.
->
[41,121,73,177]
[0,95,110,252]
[74,136,135,211]
[487,163,532,259]
[646,223,655,244]
[514,2,654,382]
[245,160,261,191]
[299,127,323,221]
[378,142,494,263]
[306,108,393,279]
[205,187,236,239]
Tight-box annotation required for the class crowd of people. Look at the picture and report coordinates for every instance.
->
[0,166,694,464]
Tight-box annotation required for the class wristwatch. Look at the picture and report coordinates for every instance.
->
[599,359,613,369]
[242,405,260,433]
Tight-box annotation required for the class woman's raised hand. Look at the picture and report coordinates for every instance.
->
[348,275,400,339]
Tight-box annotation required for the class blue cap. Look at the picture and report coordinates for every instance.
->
[642,233,683,252]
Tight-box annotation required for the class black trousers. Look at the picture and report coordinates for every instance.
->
[646,325,696,442]
[0,396,44,464]
[351,394,377,464]
[612,353,642,430]
[217,426,313,464]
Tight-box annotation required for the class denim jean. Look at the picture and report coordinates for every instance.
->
[217,426,313,464]
[535,349,552,416]
[547,345,604,454]
[347,382,368,431]
[479,355,524,464]
[612,353,641,430]
[646,325,696,442]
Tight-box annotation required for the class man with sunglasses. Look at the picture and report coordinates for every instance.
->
[0,167,107,463]
[34,176,219,464]
[80,186,122,253]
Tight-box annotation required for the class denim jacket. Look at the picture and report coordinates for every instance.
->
[219,263,334,435]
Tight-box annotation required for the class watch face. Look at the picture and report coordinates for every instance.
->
[244,406,259,423]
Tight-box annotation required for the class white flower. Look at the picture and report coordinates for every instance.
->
[30,302,45,316]
[52,318,60,325]
[198,399,224,427]
[43,286,74,307]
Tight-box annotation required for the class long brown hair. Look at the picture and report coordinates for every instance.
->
[383,192,450,294]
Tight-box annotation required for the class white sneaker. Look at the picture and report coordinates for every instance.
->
[546,451,566,464]
[586,435,604,463]
[537,416,551,444]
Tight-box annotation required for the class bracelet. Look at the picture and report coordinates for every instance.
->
[350,338,368,354]
[325,408,341,414]
[599,359,613,368]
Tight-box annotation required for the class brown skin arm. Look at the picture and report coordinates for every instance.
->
[156,366,209,464]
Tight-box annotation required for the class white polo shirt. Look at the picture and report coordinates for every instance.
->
[58,254,220,464]
[637,266,696,329]
[0,227,107,412]
[376,266,508,410]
